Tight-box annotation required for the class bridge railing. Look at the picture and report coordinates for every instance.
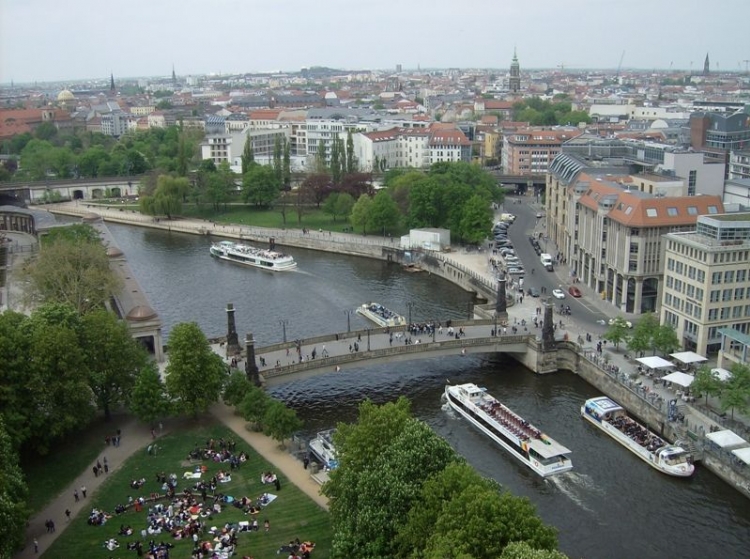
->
[261,334,532,379]
[423,249,496,294]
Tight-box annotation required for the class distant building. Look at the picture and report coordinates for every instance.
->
[729,150,750,180]
[509,49,521,93]
[501,128,582,175]
[661,213,750,357]
[703,53,710,76]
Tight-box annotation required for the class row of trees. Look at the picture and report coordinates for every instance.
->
[691,363,750,420]
[512,97,591,127]
[1,124,202,182]
[323,398,567,559]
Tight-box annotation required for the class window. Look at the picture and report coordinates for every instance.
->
[688,171,697,196]
[710,290,720,302]
[646,208,658,217]
[720,307,731,320]
[725,271,735,283]
[733,306,743,318]
[723,289,733,302]
[687,206,698,215]
[735,288,745,299]
[667,207,678,216]
[708,309,718,321]
[707,205,718,214]
[738,269,747,282]
[696,288,704,301]
[666,276,674,288]
[697,270,706,283]
[712,272,722,284]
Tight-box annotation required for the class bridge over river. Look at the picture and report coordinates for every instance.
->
[217,318,553,387]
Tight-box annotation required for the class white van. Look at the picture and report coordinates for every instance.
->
[500,213,516,223]
[540,253,553,267]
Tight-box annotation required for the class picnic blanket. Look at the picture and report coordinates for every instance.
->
[260,493,278,507]
[183,471,201,479]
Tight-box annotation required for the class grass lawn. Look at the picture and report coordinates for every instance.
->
[186,205,354,233]
[22,414,125,514]
[42,421,332,559]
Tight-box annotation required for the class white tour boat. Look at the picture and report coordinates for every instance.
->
[581,396,695,477]
[356,302,407,328]
[308,429,338,470]
[209,240,297,271]
[445,383,573,477]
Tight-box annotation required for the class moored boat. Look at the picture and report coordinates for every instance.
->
[581,396,695,477]
[356,302,407,327]
[308,429,338,471]
[209,240,297,271]
[445,383,573,477]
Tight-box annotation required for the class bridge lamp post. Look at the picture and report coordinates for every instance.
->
[406,301,415,326]
[279,319,288,343]
[366,328,371,351]
[344,309,352,333]
[432,320,436,343]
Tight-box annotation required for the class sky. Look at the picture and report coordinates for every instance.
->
[2,0,749,84]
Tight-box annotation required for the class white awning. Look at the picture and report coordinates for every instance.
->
[661,371,695,388]
[711,368,732,382]
[670,351,708,364]
[636,356,674,369]
[706,430,748,449]
[732,447,750,466]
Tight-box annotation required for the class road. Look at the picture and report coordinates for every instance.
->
[500,196,613,339]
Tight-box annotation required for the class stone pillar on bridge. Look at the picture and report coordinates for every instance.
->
[225,303,241,357]
[495,272,508,323]
[244,332,261,386]
[542,297,555,348]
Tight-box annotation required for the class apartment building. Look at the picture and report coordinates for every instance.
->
[661,213,750,357]
[201,127,291,170]
[502,128,582,175]
[729,149,750,180]
[101,112,136,137]
[546,153,723,315]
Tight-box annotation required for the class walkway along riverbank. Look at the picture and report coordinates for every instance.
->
[42,201,750,499]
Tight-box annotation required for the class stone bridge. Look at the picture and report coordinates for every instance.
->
[0,176,140,205]
[231,320,554,387]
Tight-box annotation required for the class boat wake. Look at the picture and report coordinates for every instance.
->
[547,471,600,513]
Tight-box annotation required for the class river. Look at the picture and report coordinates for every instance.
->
[107,223,750,559]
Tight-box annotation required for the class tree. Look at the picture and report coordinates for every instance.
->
[369,190,401,236]
[459,194,493,244]
[720,364,750,420]
[604,317,630,349]
[175,131,188,177]
[500,542,569,559]
[350,194,373,235]
[239,384,273,429]
[294,182,314,225]
[282,138,291,189]
[691,365,723,407]
[627,312,659,357]
[322,192,354,223]
[204,161,234,211]
[140,175,189,219]
[80,309,148,421]
[77,146,110,178]
[129,363,172,426]
[0,417,29,559]
[0,310,34,449]
[23,226,122,315]
[164,322,227,417]
[20,139,55,180]
[315,139,328,173]
[272,136,283,186]
[242,164,280,208]
[241,139,255,175]
[330,134,343,185]
[652,323,680,356]
[300,173,332,208]
[262,399,303,446]
[222,370,253,407]
[345,129,357,174]
[34,121,58,141]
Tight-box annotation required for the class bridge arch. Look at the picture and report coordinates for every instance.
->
[72,190,84,200]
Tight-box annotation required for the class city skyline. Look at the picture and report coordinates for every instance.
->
[2,0,749,83]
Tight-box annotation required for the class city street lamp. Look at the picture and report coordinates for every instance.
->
[366,327,371,351]
[279,319,288,343]
[432,320,436,342]
[494,312,498,337]
[344,309,352,332]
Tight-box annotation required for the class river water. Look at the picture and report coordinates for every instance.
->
[107,223,750,559]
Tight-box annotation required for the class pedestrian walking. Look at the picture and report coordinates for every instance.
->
[104,462,109,473]
[34,539,38,553]
[81,485,87,498]
[92,465,99,477]
[151,428,156,439]
[65,509,71,521]
[264,519,270,532]
[49,520,55,533]
[159,422,163,433]
[74,489,79,502]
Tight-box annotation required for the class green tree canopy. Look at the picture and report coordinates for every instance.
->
[350,193,374,235]
[459,194,493,244]
[627,312,659,357]
[0,417,29,559]
[139,175,190,219]
[23,225,122,314]
[164,322,227,417]
[239,384,273,429]
[262,399,303,445]
[129,363,172,427]
[222,370,253,407]
[368,190,401,235]
[604,317,630,349]
[322,192,354,223]
[242,164,280,208]
[691,365,723,407]
[652,323,680,356]
[719,363,750,420]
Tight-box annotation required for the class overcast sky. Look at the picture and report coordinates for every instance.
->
[2,0,749,84]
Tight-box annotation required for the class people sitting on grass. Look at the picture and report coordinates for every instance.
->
[261,471,277,484]
[118,524,133,536]
[103,537,119,551]
[88,508,111,526]
[131,478,146,489]
[277,538,316,559]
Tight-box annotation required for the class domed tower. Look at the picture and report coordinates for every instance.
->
[56,89,76,109]
[509,48,521,93]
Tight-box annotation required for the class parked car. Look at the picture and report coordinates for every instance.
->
[568,286,582,297]
[552,289,566,299]
[528,287,540,297]
[507,267,525,275]
[536,212,545,218]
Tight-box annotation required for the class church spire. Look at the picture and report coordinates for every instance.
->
[172,63,177,84]
[110,72,116,93]
[703,53,710,76]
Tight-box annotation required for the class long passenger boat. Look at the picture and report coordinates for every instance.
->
[356,302,407,327]
[581,396,695,477]
[209,240,297,271]
[445,383,573,477]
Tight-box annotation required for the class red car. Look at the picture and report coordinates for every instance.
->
[568,286,582,298]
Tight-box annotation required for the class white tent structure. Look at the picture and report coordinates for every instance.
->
[636,356,674,370]
[732,447,750,466]
[711,368,732,381]
[706,430,748,450]
[670,351,708,365]
[661,371,695,388]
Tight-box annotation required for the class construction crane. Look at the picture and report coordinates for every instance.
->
[615,50,626,80]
